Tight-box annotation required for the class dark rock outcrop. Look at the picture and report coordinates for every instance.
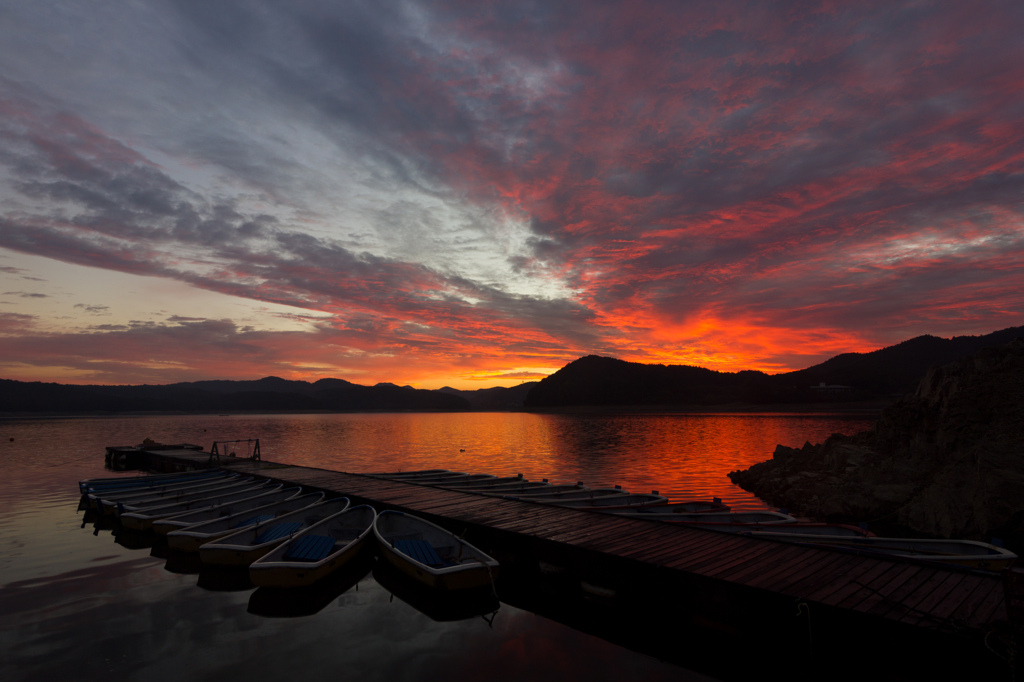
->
[729,338,1024,547]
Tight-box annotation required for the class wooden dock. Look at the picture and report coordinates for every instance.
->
[119,446,1020,678]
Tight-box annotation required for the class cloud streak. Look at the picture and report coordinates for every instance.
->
[0,0,1022,386]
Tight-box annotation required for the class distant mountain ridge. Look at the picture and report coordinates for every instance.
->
[1,326,1021,414]
[525,326,1024,408]
[0,375,472,415]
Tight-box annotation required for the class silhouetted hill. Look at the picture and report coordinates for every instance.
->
[525,357,774,407]
[4,326,1022,415]
[0,376,468,415]
[438,383,538,410]
[525,326,1024,408]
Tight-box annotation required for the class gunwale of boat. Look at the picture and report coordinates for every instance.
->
[364,469,451,479]
[373,510,498,591]
[387,472,472,484]
[166,492,326,552]
[119,483,285,531]
[114,479,267,516]
[796,535,1018,567]
[80,469,227,494]
[200,497,352,567]
[152,487,304,535]
[249,504,377,587]
[412,474,497,487]
[91,473,240,507]
[554,493,670,510]
[473,481,560,494]
[509,487,629,502]
[613,510,799,524]
[743,523,874,538]
[438,475,526,489]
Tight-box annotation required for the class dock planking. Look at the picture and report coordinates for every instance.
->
[136,449,1011,640]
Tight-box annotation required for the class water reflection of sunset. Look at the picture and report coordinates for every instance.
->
[245,412,875,511]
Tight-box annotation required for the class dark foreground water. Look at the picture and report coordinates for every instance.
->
[0,412,874,682]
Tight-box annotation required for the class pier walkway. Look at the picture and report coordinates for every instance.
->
[118,446,1018,674]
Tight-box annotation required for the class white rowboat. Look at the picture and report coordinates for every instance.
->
[249,505,377,587]
[374,510,498,591]
[166,492,325,553]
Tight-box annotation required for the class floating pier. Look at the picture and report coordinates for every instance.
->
[106,444,1022,679]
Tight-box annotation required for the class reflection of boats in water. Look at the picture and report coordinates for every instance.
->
[374,510,499,591]
[250,505,376,587]
[373,562,499,623]
[248,555,374,618]
[196,565,254,592]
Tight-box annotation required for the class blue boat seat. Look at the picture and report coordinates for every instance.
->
[233,514,274,529]
[255,522,303,544]
[282,534,336,562]
[394,539,452,568]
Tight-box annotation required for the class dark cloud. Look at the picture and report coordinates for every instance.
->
[0,0,1022,382]
[73,304,109,314]
[4,291,48,298]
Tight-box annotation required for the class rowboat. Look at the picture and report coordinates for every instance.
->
[554,493,669,510]
[118,483,283,531]
[475,481,561,494]
[438,475,525,489]
[111,478,265,518]
[249,505,377,587]
[612,510,798,525]
[94,475,249,514]
[793,536,1018,570]
[89,473,241,513]
[374,510,499,591]
[248,557,374,617]
[410,474,497,486]
[372,562,500,622]
[477,482,583,495]
[80,469,225,495]
[387,472,471,484]
[166,492,325,552]
[365,469,451,478]
[152,487,304,535]
[627,500,730,514]
[510,488,630,502]
[743,523,873,538]
[200,498,352,567]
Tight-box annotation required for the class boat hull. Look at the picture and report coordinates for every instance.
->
[249,505,377,588]
[200,498,350,567]
[373,510,499,591]
[167,492,325,552]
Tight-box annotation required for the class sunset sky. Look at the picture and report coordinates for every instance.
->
[1,0,1022,389]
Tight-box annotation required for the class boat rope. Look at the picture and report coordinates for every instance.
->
[983,626,1017,667]
[794,600,813,655]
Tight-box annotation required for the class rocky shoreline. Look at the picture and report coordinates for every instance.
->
[729,338,1024,550]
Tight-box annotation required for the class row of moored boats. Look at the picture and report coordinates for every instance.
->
[365,468,1018,570]
[79,469,499,590]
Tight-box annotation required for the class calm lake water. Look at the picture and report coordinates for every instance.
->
[0,412,874,682]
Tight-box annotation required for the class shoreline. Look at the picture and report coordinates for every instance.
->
[0,400,891,420]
